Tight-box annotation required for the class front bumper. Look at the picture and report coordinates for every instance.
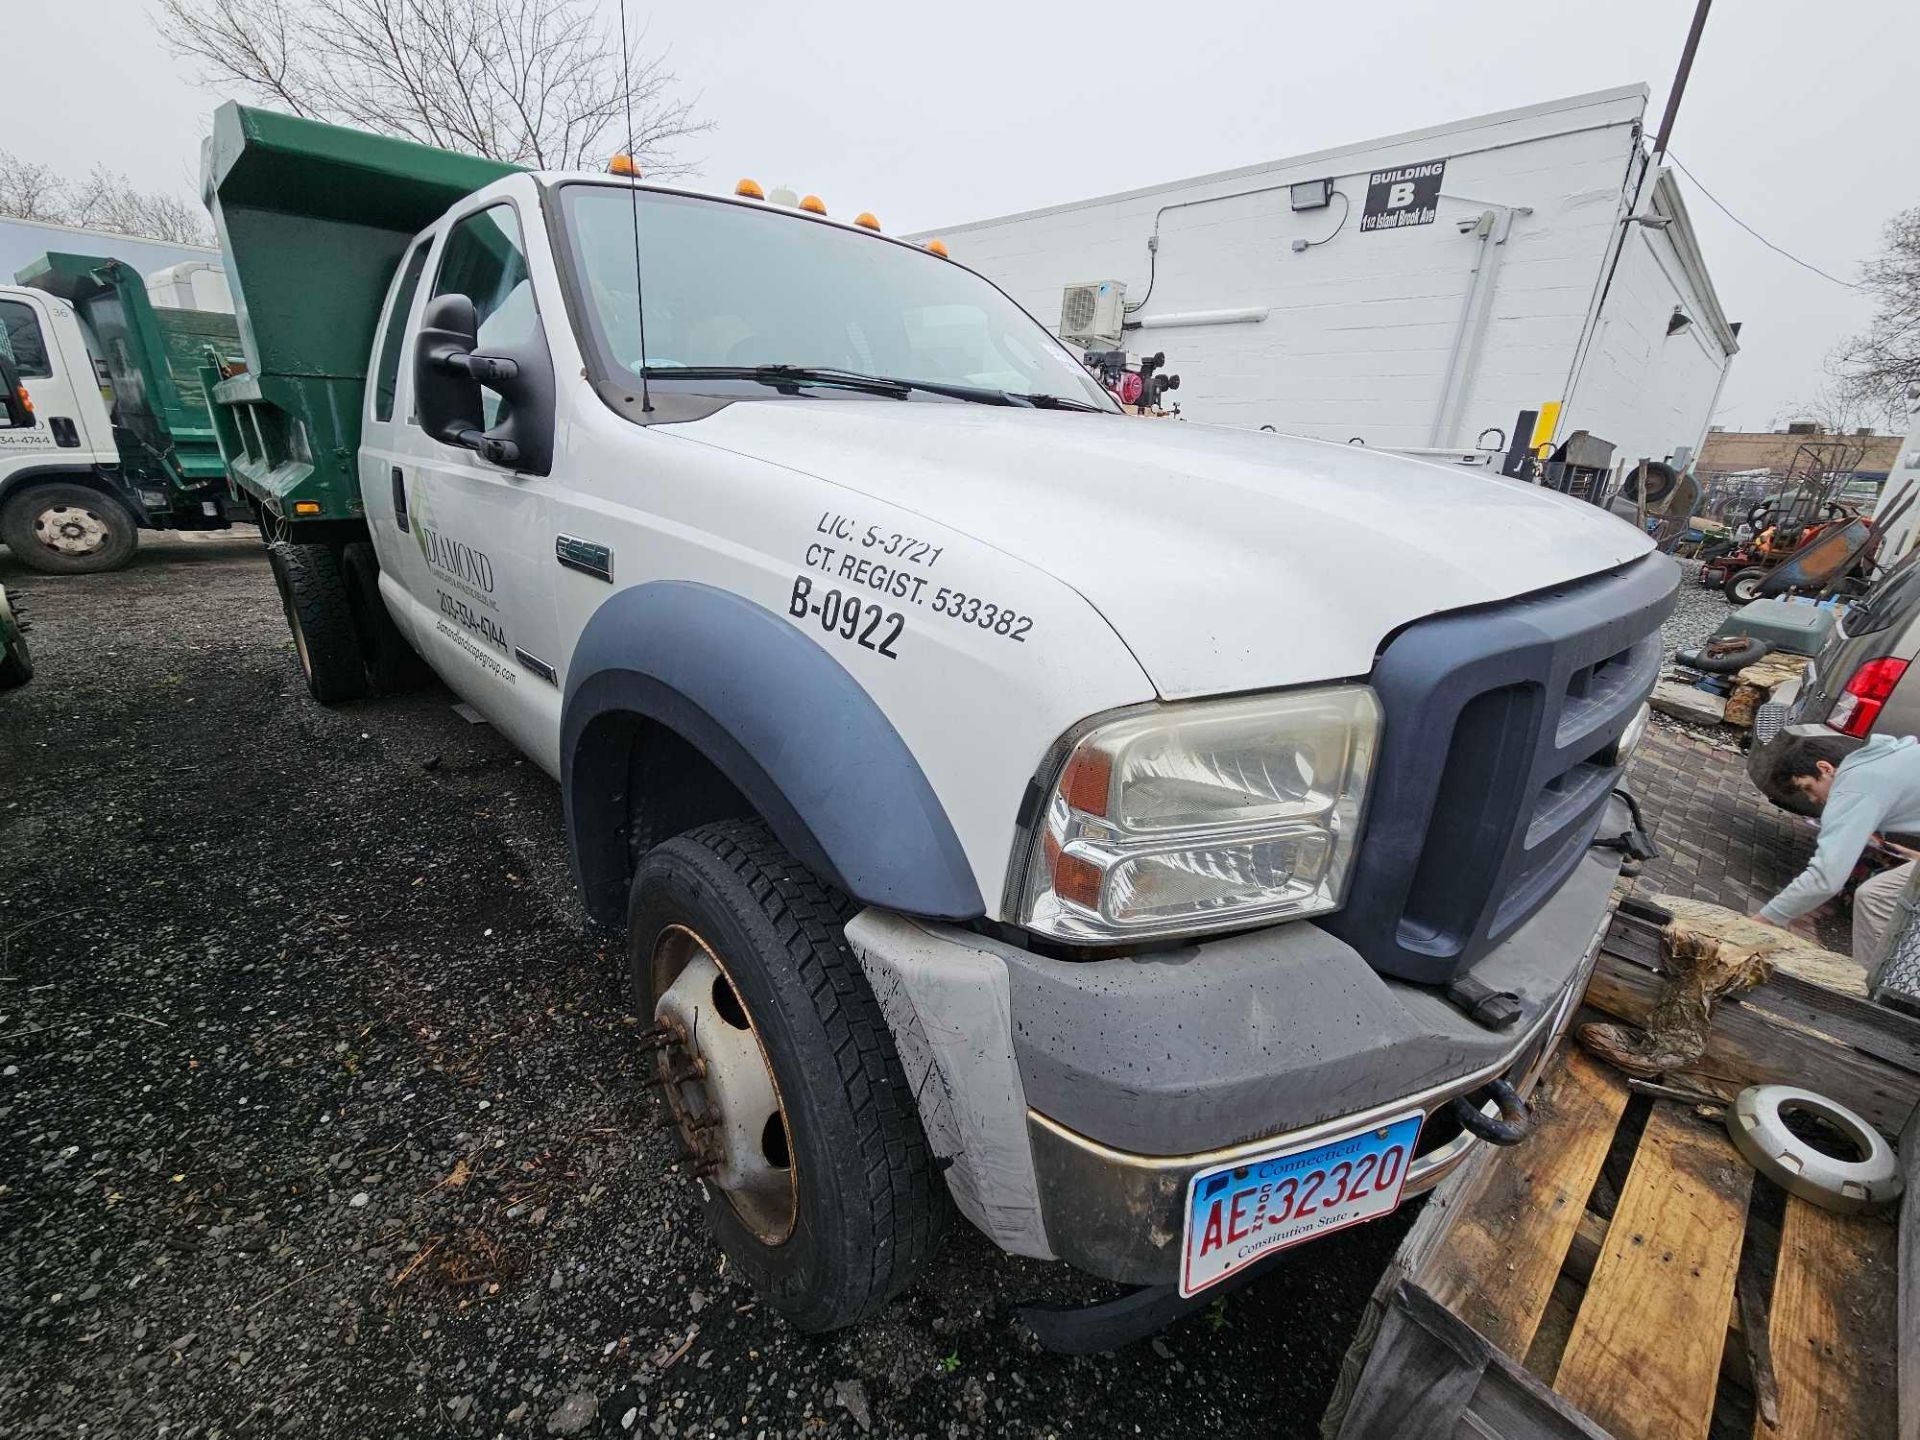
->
[846,813,1624,1287]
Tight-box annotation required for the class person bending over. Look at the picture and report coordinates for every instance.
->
[1754,731,1920,971]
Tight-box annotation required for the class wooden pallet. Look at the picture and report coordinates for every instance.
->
[1326,911,1917,1440]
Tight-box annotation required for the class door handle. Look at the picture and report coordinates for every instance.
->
[391,466,409,532]
[49,417,80,448]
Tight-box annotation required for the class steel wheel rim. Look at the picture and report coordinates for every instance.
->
[648,923,797,1245]
[34,504,109,556]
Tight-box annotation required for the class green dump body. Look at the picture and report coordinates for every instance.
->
[201,103,517,527]
[16,251,244,512]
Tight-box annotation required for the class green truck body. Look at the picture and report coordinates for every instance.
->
[201,103,516,531]
[16,251,244,525]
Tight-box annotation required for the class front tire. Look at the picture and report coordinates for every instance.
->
[0,481,138,575]
[265,542,369,704]
[628,820,951,1331]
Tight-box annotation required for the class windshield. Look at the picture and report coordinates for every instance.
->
[555,183,1112,410]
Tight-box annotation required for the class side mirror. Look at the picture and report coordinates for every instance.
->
[414,293,486,449]
[412,292,554,475]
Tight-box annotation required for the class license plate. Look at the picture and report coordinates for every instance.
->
[1180,1110,1423,1297]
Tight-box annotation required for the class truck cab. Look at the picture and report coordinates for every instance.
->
[0,283,123,566]
[0,255,243,573]
[204,104,1676,1332]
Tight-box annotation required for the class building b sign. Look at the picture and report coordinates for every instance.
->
[1360,159,1446,233]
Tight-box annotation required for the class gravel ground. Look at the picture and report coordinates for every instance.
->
[0,532,1414,1440]
[1658,558,1733,661]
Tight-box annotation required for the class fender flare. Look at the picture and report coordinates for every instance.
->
[561,580,984,926]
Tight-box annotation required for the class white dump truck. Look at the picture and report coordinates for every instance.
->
[202,104,1674,1334]
[0,253,243,572]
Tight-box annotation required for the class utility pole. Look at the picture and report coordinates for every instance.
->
[1654,0,1714,161]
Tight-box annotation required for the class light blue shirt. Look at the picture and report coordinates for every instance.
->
[1760,734,1920,923]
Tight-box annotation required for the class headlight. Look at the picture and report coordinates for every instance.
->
[1011,686,1381,942]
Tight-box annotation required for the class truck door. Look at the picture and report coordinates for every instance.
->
[388,200,563,766]
[359,237,436,646]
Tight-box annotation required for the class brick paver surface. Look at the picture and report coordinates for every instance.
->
[1619,721,1849,950]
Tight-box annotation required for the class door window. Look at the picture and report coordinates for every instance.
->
[432,204,537,427]
[0,299,52,378]
[374,241,431,422]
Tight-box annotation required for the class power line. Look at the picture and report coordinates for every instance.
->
[1667,153,1858,289]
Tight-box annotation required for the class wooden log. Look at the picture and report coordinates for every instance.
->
[1766,1196,1898,1439]
[1725,682,1766,729]
[1554,1102,1753,1440]
[1587,953,1920,1137]
[1422,1050,1630,1356]
[1735,653,1811,690]
[1604,914,1920,1070]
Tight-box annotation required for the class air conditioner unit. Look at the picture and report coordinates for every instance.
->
[1059,280,1127,347]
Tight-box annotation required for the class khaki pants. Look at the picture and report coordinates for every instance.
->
[1852,860,1915,973]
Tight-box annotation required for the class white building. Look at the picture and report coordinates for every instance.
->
[0,216,233,311]
[910,85,1737,469]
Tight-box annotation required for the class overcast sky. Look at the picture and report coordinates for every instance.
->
[20,0,1912,431]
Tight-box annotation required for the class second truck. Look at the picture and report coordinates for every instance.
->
[0,252,243,573]
[198,103,1676,1330]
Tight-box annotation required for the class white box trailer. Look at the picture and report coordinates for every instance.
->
[909,85,1737,469]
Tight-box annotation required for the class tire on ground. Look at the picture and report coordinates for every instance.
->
[628,818,951,1331]
[1724,566,1767,605]
[266,541,370,704]
[0,480,139,575]
[1680,637,1773,674]
[0,586,31,689]
[340,541,434,694]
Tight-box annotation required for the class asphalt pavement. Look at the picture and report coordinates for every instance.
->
[0,531,1412,1439]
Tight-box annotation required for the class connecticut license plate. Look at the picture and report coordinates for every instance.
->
[1180,1110,1424,1297]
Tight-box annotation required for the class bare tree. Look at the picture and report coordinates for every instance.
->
[155,0,708,174]
[0,153,69,226]
[1832,205,1920,428]
[0,151,214,245]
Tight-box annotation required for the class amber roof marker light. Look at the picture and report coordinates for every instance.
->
[735,178,765,200]
[799,195,827,215]
[926,239,950,258]
[608,154,640,177]
[854,212,881,231]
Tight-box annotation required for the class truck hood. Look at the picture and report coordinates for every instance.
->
[678,401,1656,698]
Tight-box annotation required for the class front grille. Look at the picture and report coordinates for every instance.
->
[1321,555,1677,984]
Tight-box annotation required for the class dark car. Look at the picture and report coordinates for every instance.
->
[1749,549,1920,812]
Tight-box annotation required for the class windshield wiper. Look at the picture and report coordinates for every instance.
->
[642,365,912,398]
[642,364,1044,408]
[1023,393,1109,412]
